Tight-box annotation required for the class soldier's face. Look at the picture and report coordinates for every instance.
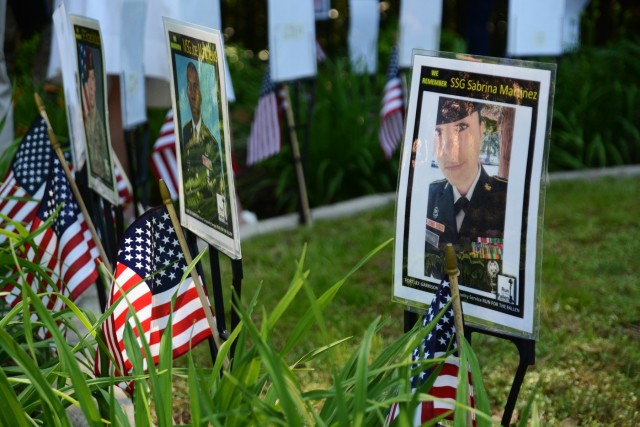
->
[187,67,202,123]
[87,69,97,111]
[434,111,484,195]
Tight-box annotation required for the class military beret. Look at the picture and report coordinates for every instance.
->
[436,97,483,125]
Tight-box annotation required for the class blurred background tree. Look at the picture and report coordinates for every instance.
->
[3,0,639,218]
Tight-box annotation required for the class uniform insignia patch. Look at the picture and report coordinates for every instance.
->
[485,182,492,191]
[427,218,445,233]
[425,229,440,248]
[433,206,439,218]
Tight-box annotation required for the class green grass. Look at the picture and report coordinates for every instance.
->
[204,175,640,425]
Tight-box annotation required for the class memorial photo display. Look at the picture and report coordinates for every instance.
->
[71,16,118,206]
[164,18,241,260]
[393,52,555,339]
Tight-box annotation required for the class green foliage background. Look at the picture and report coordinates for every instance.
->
[5,0,639,218]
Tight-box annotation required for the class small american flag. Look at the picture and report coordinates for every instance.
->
[0,116,52,245]
[151,109,179,200]
[385,280,475,425]
[246,70,281,166]
[379,45,404,159]
[2,154,100,317]
[95,206,213,391]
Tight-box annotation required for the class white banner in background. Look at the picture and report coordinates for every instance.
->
[52,3,86,170]
[268,0,317,82]
[348,0,379,75]
[120,0,148,129]
[398,0,443,69]
[507,0,564,56]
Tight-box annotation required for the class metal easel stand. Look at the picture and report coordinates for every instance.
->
[124,123,151,212]
[77,167,112,311]
[185,231,243,361]
[205,245,244,360]
[464,324,535,427]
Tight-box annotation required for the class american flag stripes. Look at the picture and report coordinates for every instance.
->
[114,157,134,208]
[96,206,213,388]
[385,280,474,425]
[151,109,179,200]
[379,45,404,159]
[246,70,281,166]
[2,154,100,317]
[0,116,52,244]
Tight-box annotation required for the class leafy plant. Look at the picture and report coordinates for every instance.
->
[0,217,515,425]
[550,38,640,171]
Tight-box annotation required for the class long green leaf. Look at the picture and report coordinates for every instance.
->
[0,327,67,425]
[282,238,393,355]
[9,268,103,425]
[267,244,309,330]
[461,337,492,427]
[353,317,379,426]
[0,365,31,427]
[235,300,305,426]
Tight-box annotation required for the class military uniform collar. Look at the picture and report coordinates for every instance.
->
[451,164,482,203]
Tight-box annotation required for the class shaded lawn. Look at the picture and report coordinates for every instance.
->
[200,176,639,425]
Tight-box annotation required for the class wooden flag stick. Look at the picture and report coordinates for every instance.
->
[444,243,472,424]
[281,85,312,226]
[159,179,229,370]
[34,93,113,274]
[444,244,464,349]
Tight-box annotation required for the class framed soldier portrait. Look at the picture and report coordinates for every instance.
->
[164,18,241,260]
[71,15,118,206]
[393,51,556,339]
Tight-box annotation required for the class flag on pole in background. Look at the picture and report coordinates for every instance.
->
[114,156,134,208]
[0,116,53,244]
[379,45,404,159]
[151,109,179,200]
[385,280,475,425]
[2,154,100,317]
[95,206,213,392]
[246,70,281,166]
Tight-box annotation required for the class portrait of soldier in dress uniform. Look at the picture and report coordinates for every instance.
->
[424,97,509,293]
[180,61,230,232]
[81,46,112,187]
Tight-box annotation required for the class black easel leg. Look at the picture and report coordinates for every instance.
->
[230,259,243,331]
[501,361,529,426]
[124,129,138,211]
[101,200,118,264]
[185,231,223,366]
[501,338,536,426]
[138,124,151,210]
[91,195,110,311]
[207,245,228,337]
[230,258,243,359]
[404,309,419,333]
[465,325,536,426]
[77,168,108,310]
[113,205,124,245]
